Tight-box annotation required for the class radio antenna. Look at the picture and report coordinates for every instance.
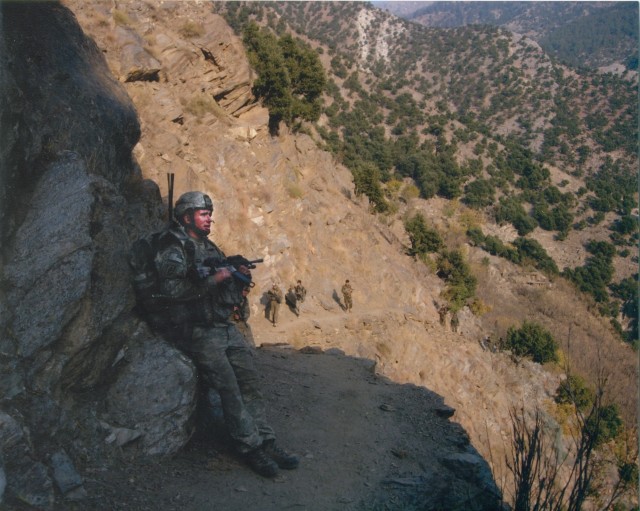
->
[167,172,175,224]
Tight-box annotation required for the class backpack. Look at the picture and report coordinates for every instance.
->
[130,233,159,304]
[129,229,190,330]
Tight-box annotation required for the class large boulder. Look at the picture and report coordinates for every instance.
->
[104,333,198,455]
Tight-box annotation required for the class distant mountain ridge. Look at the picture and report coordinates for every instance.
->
[373,1,639,70]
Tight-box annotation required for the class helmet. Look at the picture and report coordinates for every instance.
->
[174,191,213,219]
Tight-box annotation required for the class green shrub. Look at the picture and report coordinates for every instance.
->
[466,226,485,246]
[437,249,477,312]
[494,196,537,236]
[505,321,558,364]
[352,162,388,213]
[243,23,326,133]
[405,213,443,255]
[554,374,594,411]
[512,237,559,275]
[610,215,639,236]
[463,178,495,209]
[610,274,639,347]
[563,240,615,303]
[585,403,623,447]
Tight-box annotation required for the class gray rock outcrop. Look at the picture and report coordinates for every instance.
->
[0,3,197,507]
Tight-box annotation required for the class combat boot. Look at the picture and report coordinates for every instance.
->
[245,447,279,478]
[263,441,299,470]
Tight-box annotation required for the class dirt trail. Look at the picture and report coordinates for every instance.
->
[64,346,475,511]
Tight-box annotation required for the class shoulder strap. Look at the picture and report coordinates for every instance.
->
[154,228,199,277]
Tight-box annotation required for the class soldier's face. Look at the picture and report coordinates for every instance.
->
[191,209,212,235]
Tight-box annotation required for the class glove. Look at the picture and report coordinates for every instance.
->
[196,266,211,279]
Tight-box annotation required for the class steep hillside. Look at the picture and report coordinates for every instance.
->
[57,1,639,507]
[2,0,637,508]
[219,2,638,291]
[207,0,638,403]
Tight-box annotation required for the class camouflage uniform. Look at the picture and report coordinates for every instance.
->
[156,224,274,454]
[267,285,282,326]
[285,286,298,316]
[341,280,353,312]
[450,312,459,333]
[294,281,306,303]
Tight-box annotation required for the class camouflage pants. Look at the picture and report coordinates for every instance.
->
[176,323,275,453]
[268,301,280,324]
[343,294,352,311]
[234,320,256,348]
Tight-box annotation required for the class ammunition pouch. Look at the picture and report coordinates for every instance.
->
[138,284,243,329]
[216,278,245,309]
[138,295,204,330]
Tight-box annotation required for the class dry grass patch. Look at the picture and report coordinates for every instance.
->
[94,14,109,28]
[112,9,131,27]
[376,341,391,358]
[442,198,459,218]
[182,93,224,119]
[400,183,420,202]
[255,187,273,205]
[285,181,304,199]
[178,20,205,39]
[459,207,485,230]
[129,83,153,109]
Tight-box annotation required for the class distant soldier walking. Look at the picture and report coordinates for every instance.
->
[341,279,353,313]
[451,311,459,333]
[287,279,306,316]
[267,284,282,327]
[285,285,299,316]
[438,304,450,329]
[294,280,306,304]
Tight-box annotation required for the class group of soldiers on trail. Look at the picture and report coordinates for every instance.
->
[265,278,353,326]
[136,191,299,478]
[132,187,470,482]
[132,189,361,479]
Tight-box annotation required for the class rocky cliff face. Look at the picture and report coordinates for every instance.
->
[0,3,201,507]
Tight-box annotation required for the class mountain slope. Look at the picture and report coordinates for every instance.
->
[56,0,638,508]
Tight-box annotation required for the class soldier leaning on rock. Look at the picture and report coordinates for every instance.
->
[154,191,298,478]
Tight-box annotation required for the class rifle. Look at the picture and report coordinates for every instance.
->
[198,255,264,286]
